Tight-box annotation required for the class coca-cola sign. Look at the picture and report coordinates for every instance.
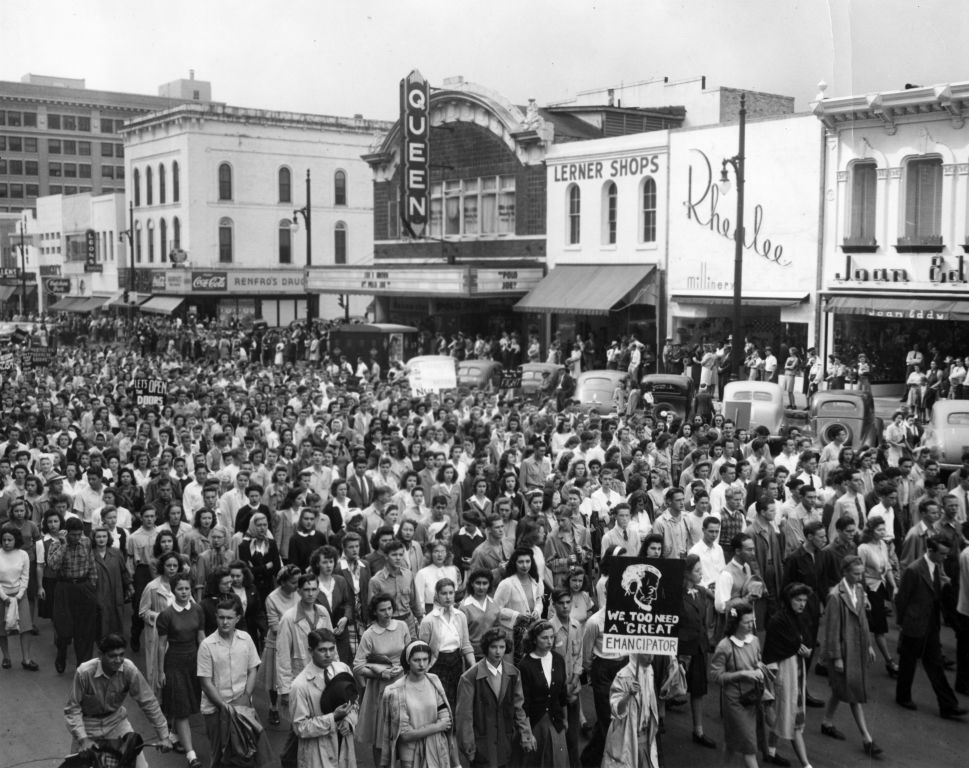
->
[191,271,227,291]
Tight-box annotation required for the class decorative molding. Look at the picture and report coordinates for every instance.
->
[944,164,957,176]
[889,167,902,179]
[836,171,848,182]
[958,164,969,175]
[876,169,889,180]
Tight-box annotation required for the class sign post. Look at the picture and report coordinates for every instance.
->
[603,556,684,656]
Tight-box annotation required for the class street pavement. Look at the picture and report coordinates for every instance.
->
[1,612,965,768]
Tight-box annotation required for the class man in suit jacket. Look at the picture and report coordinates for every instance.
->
[346,457,374,511]
[895,534,965,717]
[745,498,786,630]
[455,627,536,768]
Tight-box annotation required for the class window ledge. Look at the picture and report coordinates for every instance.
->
[894,238,944,253]
[841,239,878,253]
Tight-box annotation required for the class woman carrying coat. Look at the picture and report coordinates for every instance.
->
[818,555,882,758]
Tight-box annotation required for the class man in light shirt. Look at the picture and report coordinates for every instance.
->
[182,463,209,522]
[600,502,644,556]
[688,516,726,589]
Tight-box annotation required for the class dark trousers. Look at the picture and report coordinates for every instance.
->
[565,698,580,768]
[53,580,98,666]
[581,656,624,767]
[896,629,959,713]
[956,614,969,692]
[130,564,151,641]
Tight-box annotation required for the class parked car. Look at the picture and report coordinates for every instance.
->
[921,399,969,471]
[572,369,628,415]
[722,381,786,435]
[457,359,504,392]
[807,390,884,447]
[519,362,565,401]
[642,374,695,423]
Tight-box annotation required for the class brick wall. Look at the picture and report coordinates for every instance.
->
[719,87,795,123]
[372,121,547,239]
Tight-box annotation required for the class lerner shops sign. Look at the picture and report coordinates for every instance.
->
[551,154,662,182]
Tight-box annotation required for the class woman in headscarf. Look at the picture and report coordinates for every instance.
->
[378,639,454,768]
[601,653,660,768]
[237,511,281,604]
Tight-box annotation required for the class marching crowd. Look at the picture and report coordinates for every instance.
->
[0,323,968,768]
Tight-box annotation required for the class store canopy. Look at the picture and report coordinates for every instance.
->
[672,291,808,308]
[80,295,111,313]
[139,295,185,315]
[824,295,969,321]
[514,265,656,316]
[108,291,149,307]
[0,286,16,303]
[51,296,85,312]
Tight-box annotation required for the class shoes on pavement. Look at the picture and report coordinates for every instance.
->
[692,733,716,749]
[762,753,791,766]
[886,661,899,678]
[940,708,968,720]
[896,700,918,711]
[1,658,10,669]
[188,759,202,768]
[55,654,66,674]
[820,723,846,740]
[863,741,884,758]
[805,693,825,707]
[21,660,39,671]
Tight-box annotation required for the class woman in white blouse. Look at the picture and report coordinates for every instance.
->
[493,547,544,661]
[414,540,461,613]
[857,515,899,677]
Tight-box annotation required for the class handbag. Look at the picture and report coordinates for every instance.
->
[659,658,689,703]
[4,597,19,634]
[731,645,764,707]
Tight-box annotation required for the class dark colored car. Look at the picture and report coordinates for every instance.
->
[457,359,504,392]
[808,390,884,447]
[573,369,628,415]
[519,363,565,401]
[641,374,695,423]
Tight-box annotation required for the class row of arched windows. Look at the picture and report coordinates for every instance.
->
[133,216,181,263]
[133,162,179,207]
[201,218,348,265]
[566,178,657,245]
[216,164,349,206]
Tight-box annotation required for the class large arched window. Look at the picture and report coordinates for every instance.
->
[172,161,180,202]
[145,166,153,206]
[567,184,581,245]
[334,170,347,206]
[146,219,155,263]
[133,168,141,207]
[172,216,181,250]
[279,219,292,264]
[603,181,617,245]
[641,177,657,243]
[135,221,142,262]
[159,218,167,261]
[334,221,347,264]
[218,217,233,262]
[278,167,292,203]
[158,163,166,205]
[218,163,232,201]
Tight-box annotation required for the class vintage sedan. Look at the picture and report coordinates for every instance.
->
[808,390,884,447]
[456,359,504,392]
[642,374,695,423]
[722,381,786,435]
[922,400,969,471]
[573,369,628,415]
[518,362,565,400]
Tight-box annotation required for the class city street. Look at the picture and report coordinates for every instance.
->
[2,616,964,768]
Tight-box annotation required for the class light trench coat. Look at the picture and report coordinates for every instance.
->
[289,660,358,768]
[276,603,334,695]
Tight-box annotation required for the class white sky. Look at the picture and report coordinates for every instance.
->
[3,0,969,119]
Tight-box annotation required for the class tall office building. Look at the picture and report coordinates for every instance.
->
[0,71,213,215]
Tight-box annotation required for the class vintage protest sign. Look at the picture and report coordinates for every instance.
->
[604,556,685,656]
[406,356,457,396]
[133,378,168,410]
[20,347,53,369]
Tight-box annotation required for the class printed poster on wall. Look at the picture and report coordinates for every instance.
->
[604,556,685,656]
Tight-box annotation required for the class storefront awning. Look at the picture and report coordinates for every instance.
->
[51,296,85,312]
[672,291,809,307]
[824,295,969,321]
[514,265,656,316]
[0,286,17,303]
[139,295,185,315]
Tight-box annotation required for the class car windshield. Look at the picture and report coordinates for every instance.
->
[946,412,969,426]
[582,378,616,397]
[730,391,775,402]
[819,401,858,413]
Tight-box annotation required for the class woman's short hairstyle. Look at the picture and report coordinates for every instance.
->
[276,563,303,585]
[399,640,433,671]
[369,592,395,616]
[724,603,754,637]
[466,568,494,590]
[480,627,509,653]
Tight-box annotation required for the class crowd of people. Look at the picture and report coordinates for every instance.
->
[0,318,968,768]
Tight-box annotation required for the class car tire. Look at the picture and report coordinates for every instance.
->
[822,422,851,445]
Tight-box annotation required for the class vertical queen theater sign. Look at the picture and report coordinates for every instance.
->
[400,69,430,237]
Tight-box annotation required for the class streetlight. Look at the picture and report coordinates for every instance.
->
[292,169,316,322]
[718,92,746,381]
[118,201,136,320]
[18,213,28,317]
